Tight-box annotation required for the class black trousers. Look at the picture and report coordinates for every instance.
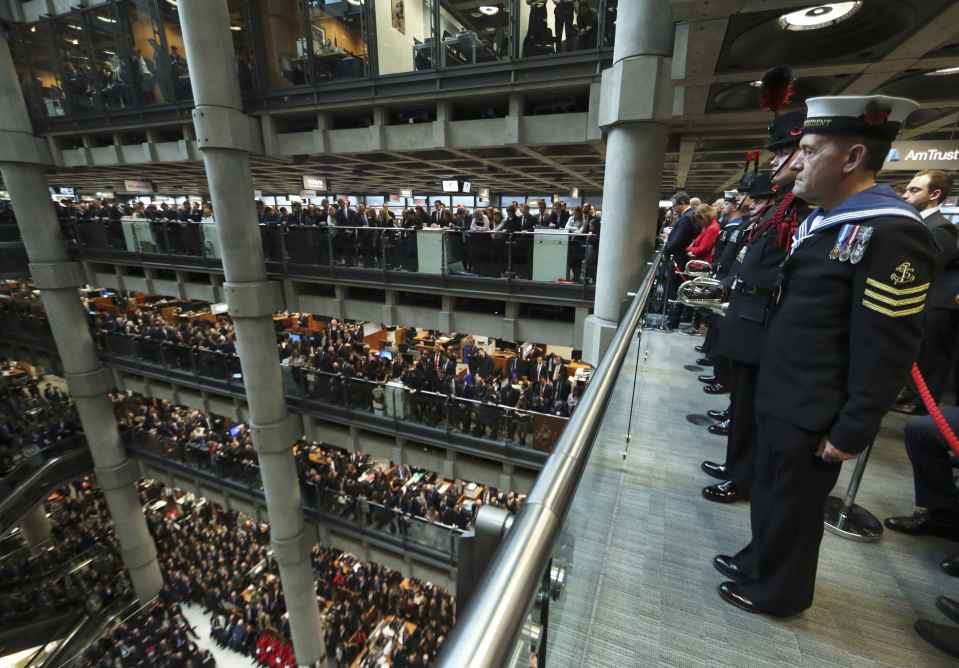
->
[732,414,842,615]
[915,308,959,403]
[554,2,575,46]
[725,361,757,487]
[905,410,959,519]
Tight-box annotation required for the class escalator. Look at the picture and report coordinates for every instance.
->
[0,448,94,537]
[22,596,146,668]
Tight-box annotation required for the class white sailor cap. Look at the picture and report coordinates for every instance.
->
[803,95,919,142]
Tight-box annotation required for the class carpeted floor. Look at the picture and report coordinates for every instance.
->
[546,329,958,668]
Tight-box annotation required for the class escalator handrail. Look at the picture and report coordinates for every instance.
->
[53,596,156,668]
[0,449,95,534]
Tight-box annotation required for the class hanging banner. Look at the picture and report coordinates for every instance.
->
[883,141,959,171]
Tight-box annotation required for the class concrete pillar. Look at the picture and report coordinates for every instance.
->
[438,295,454,332]
[581,0,673,365]
[177,2,324,663]
[19,503,52,546]
[0,33,163,602]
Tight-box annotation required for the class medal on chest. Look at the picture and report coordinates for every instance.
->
[828,224,872,264]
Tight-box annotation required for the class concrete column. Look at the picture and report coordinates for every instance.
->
[0,34,163,602]
[177,2,324,663]
[438,295,454,332]
[19,503,52,546]
[581,0,673,365]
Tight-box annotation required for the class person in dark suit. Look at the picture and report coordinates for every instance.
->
[894,170,959,413]
[663,192,699,329]
[716,94,937,617]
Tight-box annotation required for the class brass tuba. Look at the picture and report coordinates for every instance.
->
[678,260,728,316]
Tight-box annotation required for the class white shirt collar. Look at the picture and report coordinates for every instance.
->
[920,206,941,219]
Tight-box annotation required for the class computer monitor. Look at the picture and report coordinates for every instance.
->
[380,350,393,360]
[228,424,243,438]
[289,333,301,343]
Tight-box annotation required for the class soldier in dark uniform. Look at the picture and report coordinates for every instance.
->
[714,94,937,616]
[701,110,809,503]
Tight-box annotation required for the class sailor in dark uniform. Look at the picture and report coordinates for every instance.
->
[697,190,749,386]
[701,110,809,503]
[715,94,938,616]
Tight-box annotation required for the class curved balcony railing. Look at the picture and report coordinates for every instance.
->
[64,219,599,297]
[97,331,566,465]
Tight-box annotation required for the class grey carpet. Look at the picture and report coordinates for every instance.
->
[546,330,958,668]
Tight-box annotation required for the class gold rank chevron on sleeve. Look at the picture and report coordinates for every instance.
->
[861,262,929,318]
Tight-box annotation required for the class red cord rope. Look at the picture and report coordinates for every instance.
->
[911,362,959,456]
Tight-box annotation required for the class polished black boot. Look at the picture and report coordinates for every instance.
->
[942,552,959,577]
[703,383,728,395]
[915,619,959,659]
[937,596,959,624]
[702,480,749,503]
[707,409,729,421]
[701,461,728,480]
[884,510,959,541]
[713,555,746,582]
[696,357,714,367]
[718,582,763,614]
[698,374,718,384]
[707,419,730,436]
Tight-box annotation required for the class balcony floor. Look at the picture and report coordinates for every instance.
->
[548,329,957,668]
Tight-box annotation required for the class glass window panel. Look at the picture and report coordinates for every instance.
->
[229,0,256,94]
[123,0,168,105]
[261,0,308,88]
[520,0,599,58]
[158,0,192,102]
[377,0,434,75]
[602,0,617,48]
[306,0,369,82]
[366,195,386,207]
[86,5,127,111]
[451,195,474,207]
[54,14,98,115]
[13,23,64,119]
[438,1,510,68]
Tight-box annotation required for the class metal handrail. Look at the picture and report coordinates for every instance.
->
[437,252,662,667]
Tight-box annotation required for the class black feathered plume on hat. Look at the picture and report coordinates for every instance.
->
[760,65,795,115]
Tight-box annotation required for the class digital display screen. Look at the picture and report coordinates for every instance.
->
[442,180,459,193]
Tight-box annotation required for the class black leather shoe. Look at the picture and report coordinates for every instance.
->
[714,555,746,582]
[718,582,763,614]
[942,552,959,577]
[695,345,706,353]
[707,409,729,421]
[703,480,749,503]
[708,419,730,436]
[701,461,728,480]
[696,357,714,367]
[937,596,959,625]
[704,383,728,395]
[891,401,926,416]
[884,511,959,541]
[915,619,959,659]
[698,374,718,384]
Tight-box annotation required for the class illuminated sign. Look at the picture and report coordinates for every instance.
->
[883,141,959,171]
[302,176,327,191]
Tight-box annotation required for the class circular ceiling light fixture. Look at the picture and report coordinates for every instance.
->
[778,2,862,31]
[478,5,500,16]
[926,66,959,76]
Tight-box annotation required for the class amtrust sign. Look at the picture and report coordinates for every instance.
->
[884,140,959,171]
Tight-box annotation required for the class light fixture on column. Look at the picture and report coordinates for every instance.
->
[571,188,579,198]
[778,2,862,31]
[478,5,500,16]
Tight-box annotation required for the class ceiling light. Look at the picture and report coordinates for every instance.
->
[97,15,117,23]
[749,80,763,87]
[479,5,499,16]
[68,23,83,30]
[230,25,242,31]
[346,0,363,5]
[778,2,862,31]
[926,66,959,76]
[30,26,36,32]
